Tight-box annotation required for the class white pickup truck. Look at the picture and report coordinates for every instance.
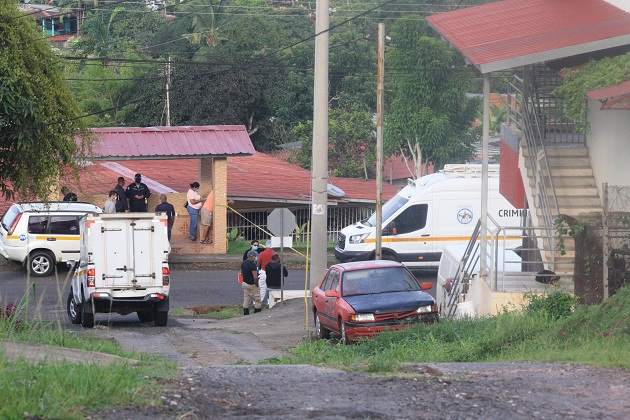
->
[66,213,171,328]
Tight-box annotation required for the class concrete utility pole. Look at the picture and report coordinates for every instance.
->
[375,23,385,260]
[309,0,330,289]
[480,73,490,279]
[165,55,171,127]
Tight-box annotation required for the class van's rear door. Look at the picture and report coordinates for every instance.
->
[102,217,159,288]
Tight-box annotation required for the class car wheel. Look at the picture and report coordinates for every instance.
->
[381,252,397,262]
[339,320,352,345]
[66,291,82,325]
[29,251,55,277]
[315,312,330,340]
[154,310,168,327]
[137,311,155,322]
[80,299,95,328]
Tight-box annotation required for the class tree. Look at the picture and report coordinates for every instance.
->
[0,0,90,200]
[385,18,479,177]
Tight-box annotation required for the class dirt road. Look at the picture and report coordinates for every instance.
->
[90,298,629,420]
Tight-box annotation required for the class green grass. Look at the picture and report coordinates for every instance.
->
[278,287,630,373]
[0,288,177,419]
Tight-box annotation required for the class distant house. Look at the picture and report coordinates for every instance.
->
[18,3,78,44]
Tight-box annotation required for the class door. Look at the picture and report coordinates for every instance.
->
[102,219,155,288]
[384,203,432,263]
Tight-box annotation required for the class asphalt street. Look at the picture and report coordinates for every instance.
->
[0,261,437,325]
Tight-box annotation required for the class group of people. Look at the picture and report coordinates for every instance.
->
[186,182,214,243]
[240,240,289,315]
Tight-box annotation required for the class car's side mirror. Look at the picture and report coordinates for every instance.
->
[325,289,340,298]
[420,281,433,291]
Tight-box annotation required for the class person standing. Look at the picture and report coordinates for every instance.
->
[265,254,289,290]
[199,189,214,244]
[155,194,176,241]
[114,177,128,213]
[126,173,151,212]
[242,240,263,261]
[241,250,261,315]
[257,241,277,271]
[61,186,77,202]
[103,190,117,213]
[186,182,204,241]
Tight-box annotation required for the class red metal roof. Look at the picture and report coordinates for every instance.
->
[426,0,630,73]
[587,79,630,100]
[88,126,255,160]
[227,153,400,204]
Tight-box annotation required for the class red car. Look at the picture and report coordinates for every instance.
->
[312,260,438,344]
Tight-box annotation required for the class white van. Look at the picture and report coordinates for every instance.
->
[67,212,171,328]
[335,165,525,268]
[0,201,102,276]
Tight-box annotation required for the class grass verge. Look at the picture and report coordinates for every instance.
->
[0,288,177,419]
[277,287,630,372]
[171,304,244,319]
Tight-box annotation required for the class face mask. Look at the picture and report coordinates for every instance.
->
[252,246,258,251]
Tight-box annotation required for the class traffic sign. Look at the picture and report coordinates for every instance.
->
[267,208,296,237]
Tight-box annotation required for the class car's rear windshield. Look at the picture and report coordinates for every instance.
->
[1,205,21,232]
[342,267,420,296]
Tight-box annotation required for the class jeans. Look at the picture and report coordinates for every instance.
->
[187,206,199,239]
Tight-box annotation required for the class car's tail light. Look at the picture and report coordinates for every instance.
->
[162,266,170,286]
[87,268,96,287]
[7,213,22,235]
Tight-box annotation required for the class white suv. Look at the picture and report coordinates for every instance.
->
[0,201,102,276]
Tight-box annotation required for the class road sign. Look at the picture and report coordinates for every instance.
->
[267,208,296,237]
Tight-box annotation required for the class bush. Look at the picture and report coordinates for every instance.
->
[524,290,577,320]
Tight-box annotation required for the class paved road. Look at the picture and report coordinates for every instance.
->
[0,260,437,325]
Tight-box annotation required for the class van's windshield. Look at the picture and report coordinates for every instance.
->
[1,205,21,232]
[363,195,409,227]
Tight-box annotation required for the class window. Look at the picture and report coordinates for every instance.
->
[329,271,340,291]
[28,216,48,234]
[389,204,428,235]
[320,270,334,291]
[48,216,80,235]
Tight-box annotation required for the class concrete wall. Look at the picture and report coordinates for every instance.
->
[587,99,630,189]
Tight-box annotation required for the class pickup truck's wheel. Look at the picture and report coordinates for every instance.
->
[66,291,82,324]
[81,300,95,328]
[137,311,155,322]
[315,312,330,339]
[29,251,55,277]
[154,310,168,327]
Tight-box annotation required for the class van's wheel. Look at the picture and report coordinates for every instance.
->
[80,300,95,328]
[381,252,397,262]
[339,320,351,345]
[66,291,82,324]
[154,310,168,327]
[315,312,330,339]
[29,251,55,277]
[137,311,155,322]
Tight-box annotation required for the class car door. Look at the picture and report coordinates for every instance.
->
[313,269,333,321]
[384,203,432,264]
[323,270,341,331]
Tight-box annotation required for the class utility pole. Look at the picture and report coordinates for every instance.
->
[165,55,171,127]
[310,0,330,289]
[375,23,385,260]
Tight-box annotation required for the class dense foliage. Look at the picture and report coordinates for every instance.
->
[0,0,90,200]
[55,0,490,175]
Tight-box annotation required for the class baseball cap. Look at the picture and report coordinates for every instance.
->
[247,250,258,258]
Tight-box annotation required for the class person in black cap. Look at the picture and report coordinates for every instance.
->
[241,250,261,315]
[125,173,151,212]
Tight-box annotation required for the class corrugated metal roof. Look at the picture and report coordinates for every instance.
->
[587,79,630,100]
[426,0,630,74]
[89,126,255,160]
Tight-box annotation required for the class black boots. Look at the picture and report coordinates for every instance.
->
[254,308,261,314]
[243,308,250,315]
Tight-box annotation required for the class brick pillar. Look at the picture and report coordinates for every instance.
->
[213,158,228,254]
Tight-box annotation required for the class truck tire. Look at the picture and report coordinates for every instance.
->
[29,250,55,277]
[66,291,82,324]
[81,300,95,328]
[137,311,155,322]
[154,310,168,327]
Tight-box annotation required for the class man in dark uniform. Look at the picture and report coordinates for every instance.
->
[126,173,151,212]
[155,194,176,241]
[114,177,128,212]
[61,186,77,202]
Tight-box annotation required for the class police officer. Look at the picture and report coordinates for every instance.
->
[126,173,151,212]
